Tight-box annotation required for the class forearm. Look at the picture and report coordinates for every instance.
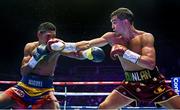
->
[122,50,155,70]
[89,38,108,47]
[21,55,36,74]
[49,36,108,53]
[61,51,86,60]
[136,56,155,70]
[21,46,47,74]
[75,38,108,51]
[75,41,91,51]
[51,41,91,53]
[111,44,155,70]
[20,63,33,75]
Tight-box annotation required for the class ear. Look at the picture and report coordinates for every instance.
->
[124,19,130,24]
[37,31,41,38]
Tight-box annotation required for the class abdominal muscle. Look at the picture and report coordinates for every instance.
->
[31,52,60,76]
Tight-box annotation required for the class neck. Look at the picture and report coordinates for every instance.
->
[122,26,138,42]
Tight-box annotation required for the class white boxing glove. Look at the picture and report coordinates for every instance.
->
[47,39,77,53]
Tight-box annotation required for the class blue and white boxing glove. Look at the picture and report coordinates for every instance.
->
[28,44,49,69]
[82,47,105,63]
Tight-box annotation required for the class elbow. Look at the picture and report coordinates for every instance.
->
[147,60,156,70]
[20,66,25,74]
[20,64,31,75]
[139,56,156,70]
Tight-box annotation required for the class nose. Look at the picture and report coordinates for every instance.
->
[45,35,53,43]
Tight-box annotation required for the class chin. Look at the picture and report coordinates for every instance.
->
[115,32,120,35]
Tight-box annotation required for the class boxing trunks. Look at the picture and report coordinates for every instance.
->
[4,73,56,109]
[115,67,178,106]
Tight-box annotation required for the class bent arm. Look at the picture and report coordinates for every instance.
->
[20,43,34,74]
[136,33,156,70]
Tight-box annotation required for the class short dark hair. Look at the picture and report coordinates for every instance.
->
[110,7,134,24]
[38,22,56,33]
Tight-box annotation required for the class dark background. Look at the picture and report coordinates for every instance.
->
[0,0,180,81]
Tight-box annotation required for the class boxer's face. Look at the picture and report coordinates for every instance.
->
[111,15,127,35]
[38,30,56,44]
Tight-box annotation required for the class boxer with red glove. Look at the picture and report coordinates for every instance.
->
[110,44,140,64]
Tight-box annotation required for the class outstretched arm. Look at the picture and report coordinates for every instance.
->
[46,32,115,61]
[47,32,113,53]
[61,47,105,63]
[75,32,113,50]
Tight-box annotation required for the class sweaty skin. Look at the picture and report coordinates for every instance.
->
[76,30,155,71]
[21,41,60,76]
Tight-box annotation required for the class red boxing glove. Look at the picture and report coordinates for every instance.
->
[110,44,127,60]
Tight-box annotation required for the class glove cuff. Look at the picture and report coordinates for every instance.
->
[82,48,93,60]
[27,56,38,69]
[123,49,140,63]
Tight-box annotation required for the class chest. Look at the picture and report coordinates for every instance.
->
[110,36,142,54]
[45,52,60,63]
[109,36,125,45]
[128,38,142,54]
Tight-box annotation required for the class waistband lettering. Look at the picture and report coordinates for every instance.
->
[132,72,141,81]
[125,69,152,81]
[139,70,151,80]
[28,80,43,87]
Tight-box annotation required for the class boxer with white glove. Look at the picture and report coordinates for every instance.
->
[110,44,140,64]
[47,38,77,53]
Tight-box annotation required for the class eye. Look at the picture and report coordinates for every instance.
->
[112,20,117,25]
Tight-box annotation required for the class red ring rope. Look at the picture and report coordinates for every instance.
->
[0,80,171,85]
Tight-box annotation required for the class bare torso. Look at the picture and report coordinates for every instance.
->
[21,41,60,76]
[105,31,147,71]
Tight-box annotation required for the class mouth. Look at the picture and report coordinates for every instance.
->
[114,30,118,33]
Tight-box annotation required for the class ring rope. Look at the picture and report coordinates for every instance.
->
[61,106,166,109]
[0,91,108,96]
[0,80,171,85]
[54,92,110,96]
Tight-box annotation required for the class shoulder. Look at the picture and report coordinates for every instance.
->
[101,32,116,39]
[103,32,116,36]
[26,41,38,46]
[24,41,38,51]
[142,32,154,41]
[141,32,154,46]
